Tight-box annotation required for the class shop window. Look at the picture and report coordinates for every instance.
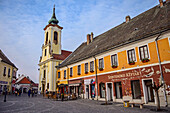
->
[114,82,122,99]
[78,65,81,75]
[8,68,10,77]
[54,31,58,44]
[111,54,118,67]
[64,70,66,79]
[85,63,88,73]
[3,67,6,76]
[90,61,94,72]
[127,49,136,63]
[45,32,48,44]
[99,83,105,98]
[43,70,46,78]
[139,45,149,60]
[131,80,141,99]
[44,49,47,56]
[47,83,49,89]
[70,68,73,77]
[58,72,60,78]
[99,58,104,70]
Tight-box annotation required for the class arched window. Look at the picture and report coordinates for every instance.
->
[46,32,48,44]
[54,31,58,44]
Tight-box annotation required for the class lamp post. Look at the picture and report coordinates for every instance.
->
[4,85,7,102]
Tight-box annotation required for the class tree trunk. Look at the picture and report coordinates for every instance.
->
[155,89,160,111]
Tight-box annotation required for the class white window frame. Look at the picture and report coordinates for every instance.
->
[127,48,137,63]
[70,67,73,76]
[64,70,66,79]
[138,44,150,60]
[90,61,94,72]
[78,65,81,74]
[111,54,118,66]
[85,63,88,73]
[58,72,60,78]
[99,58,104,69]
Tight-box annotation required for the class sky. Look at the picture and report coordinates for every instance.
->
[0,0,159,83]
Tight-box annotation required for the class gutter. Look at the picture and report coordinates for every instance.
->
[155,33,168,107]
[93,55,98,101]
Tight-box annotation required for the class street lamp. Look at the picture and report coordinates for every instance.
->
[4,85,7,102]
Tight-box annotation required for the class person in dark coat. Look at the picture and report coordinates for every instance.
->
[32,89,34,97]
[28,89,31,97]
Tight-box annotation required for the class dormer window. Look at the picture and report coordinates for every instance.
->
[44,49,47,56]
[54,31,58,44]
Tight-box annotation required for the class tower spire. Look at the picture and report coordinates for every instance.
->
[48,4,59,25]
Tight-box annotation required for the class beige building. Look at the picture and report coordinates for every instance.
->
[0,49,18,94]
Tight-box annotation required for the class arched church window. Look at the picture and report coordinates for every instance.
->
[46,32,48,44]
[54,31,58,44]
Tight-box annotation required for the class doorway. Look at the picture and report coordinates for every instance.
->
[86,85,89,99]
[106,83,113,101]
[42,84,45,93]
[143,79,155,103]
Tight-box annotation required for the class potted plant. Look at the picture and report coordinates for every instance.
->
[90,70,94,72]
[141,58,150,63]
[85,71,88,74]
[112,65,118,68]
[70,75,72,77]
[99,67,103,71]
[129,61,135,65]
[77,73,81,75]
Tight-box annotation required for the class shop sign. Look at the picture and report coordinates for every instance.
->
[108,71,141,79]
[0,81,8,84]
[84,79,95,85]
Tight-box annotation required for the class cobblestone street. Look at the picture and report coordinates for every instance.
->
[0,94,169,113]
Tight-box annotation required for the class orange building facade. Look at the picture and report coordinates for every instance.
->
[56,1,170,106]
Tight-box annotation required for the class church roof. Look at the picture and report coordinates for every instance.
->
[52,50,72,60]
[0,49,18,69]
[58,2,170,68]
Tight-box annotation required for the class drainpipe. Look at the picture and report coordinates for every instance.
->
[66,65,70,99]
[155,33,168,107]
[93,56,98,101]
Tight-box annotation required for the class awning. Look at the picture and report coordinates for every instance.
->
[69,83,80,87]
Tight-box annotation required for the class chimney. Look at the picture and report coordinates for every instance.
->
[159,0,163,7]
[87,34,90,45]
[91,32,94,42]
[125,15,131,23]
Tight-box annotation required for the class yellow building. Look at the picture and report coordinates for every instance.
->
[0,49,18,94]
[57,1,170,106]
[38,5,71,93]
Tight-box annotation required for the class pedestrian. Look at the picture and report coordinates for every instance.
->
[19,88,22,96]
[28,89,31,97]
[61,93,64,102]
[32,89,34,97]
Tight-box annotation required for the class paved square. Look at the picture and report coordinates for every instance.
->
[0,94,169,113]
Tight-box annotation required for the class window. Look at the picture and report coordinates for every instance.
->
[3,67,6,76]
[114,82,122,99]
[70,68,73,77]
[99,58,104,70]
[90,61,94,72]
[43,70,46,78]
[99,83,105,98]
[78,65,81,75]
[131,80,141,99]
[85,63,88,73]
[54,31,58,44]
[58,72,60,78]
[46,32,48,44]
[8,68,10,77]
[64,70,66,79]
[139,45,149,60]
[127,49,136,63]
[111,54,118,67]
[44,49,47,56]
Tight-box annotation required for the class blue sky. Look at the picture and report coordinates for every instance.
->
[0,0,159,82]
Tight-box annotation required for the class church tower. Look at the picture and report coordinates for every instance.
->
[38,5,72,93]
